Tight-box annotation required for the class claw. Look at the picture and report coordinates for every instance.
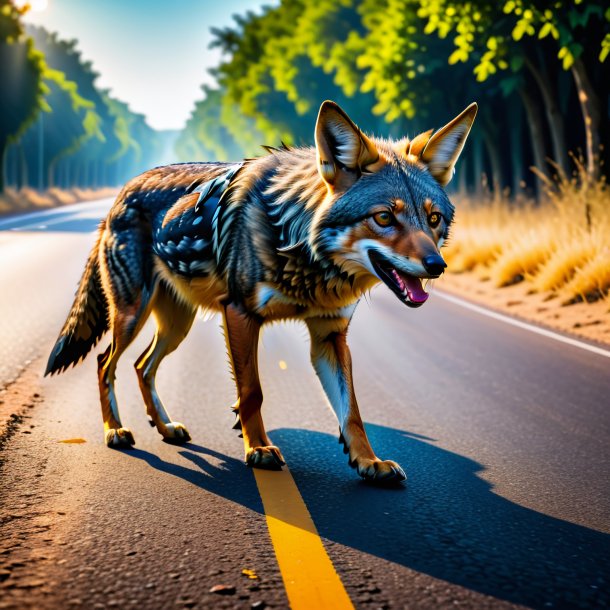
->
[161,422,191,444]
[245,445,285,471]
[354,458,406,486]
[232,413,242,430]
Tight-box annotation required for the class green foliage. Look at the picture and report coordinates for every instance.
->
[4,0,608,196]
[27,26,122,164]
[175,87,254,161]
[104,95,141,163]
[601,33,610,62]
[42,67,104,165]
[6,25,164,190]
[0,0,45,189]
[210,0,316,145]
[176,0,609,196]
[203,0,383,153]
[406,1,609,79]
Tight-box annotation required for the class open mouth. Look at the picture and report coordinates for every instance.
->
[368,251,429,308]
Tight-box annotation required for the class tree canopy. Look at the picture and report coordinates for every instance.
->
[177,0,610,198]
[2,1,608,199]
[1,13,163,193]
[0,0,45,191]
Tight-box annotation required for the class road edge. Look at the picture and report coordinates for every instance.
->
[437,289,610,357]
[0,361,45,456]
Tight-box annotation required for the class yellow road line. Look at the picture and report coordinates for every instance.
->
[253,468,354,610]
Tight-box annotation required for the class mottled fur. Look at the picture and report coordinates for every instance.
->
[47,101,476,484]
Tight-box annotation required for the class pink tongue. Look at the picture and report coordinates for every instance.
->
[405,276,429,303]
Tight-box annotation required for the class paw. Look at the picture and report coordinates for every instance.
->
[245,445,285,470]
[105,428,135,448]
[351,457,406,485]
[160,422,191,444]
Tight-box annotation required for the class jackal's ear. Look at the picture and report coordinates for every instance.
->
[405,129,434,157]
[315,100,379,189]
[420,103,478,186]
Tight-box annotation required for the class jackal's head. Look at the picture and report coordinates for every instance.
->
[310,100,477,308]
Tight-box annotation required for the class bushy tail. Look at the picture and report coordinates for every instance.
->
[45,228,109,376]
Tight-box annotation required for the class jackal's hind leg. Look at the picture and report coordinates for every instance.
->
[307,317,406,485]
[135,285,196,443]
[223,304,285,470]
[98,224,155,448]
[98,346,134,447]
[98,302,153,448]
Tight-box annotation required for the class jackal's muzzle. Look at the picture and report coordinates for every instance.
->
[368,250,435,308]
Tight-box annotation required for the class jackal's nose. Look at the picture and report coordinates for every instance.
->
[422,254,447,277]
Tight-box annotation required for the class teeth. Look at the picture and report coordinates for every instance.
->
[391,269,406,293]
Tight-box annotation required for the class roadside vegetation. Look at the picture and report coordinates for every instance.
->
[445,163,610,306]
[177,0,609,199]
[0,0,163,196]
[0,186,117,215]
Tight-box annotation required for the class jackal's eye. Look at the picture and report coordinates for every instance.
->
[373,211,394,227]
[428,212,442,228]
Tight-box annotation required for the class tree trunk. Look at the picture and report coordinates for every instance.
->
[472,134,484,197]
[571,57,601,181]
[99,162,106,188]
[525,55,570,176]
[483,135,503,195]
[47,157,57,189]
[519,87,547,199]
[6,144,14,189]
[18,142,28,189]
[0,140,7,193]
[11,145,18,189]
[481,115,503,193]
[64,158,71,188]
[457,158,468,196]
[509,105,524,197]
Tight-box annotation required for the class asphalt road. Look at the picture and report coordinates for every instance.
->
[0,200,609,610]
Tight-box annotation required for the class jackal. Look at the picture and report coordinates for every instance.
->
[47,100,476,484]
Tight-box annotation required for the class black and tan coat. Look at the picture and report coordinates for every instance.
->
[47,100,476,484]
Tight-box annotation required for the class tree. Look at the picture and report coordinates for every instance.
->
[176,0,608,198]
[0,0,45,191]
[176,86,251,161]
[10,26,164,190]
[417,0,610,180]
[19,67,103,189]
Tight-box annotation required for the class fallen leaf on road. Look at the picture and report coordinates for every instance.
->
[58,438,86,444]
[242,568,258,580]
[209,584,236,595]
[278,360,287,370]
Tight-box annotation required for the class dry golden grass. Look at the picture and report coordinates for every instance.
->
[0,187,119,217]
[19,187,55,208]
[446,160,610,307]
[47,188,77,206]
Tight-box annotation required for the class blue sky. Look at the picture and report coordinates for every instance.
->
[24,0,273,131]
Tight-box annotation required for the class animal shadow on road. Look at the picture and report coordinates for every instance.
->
[127,443,265,514]
[269,425,609,610]
[129,428,609,609]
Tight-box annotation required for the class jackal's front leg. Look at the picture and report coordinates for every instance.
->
[223,304,285,470]
[307,317,406,484]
